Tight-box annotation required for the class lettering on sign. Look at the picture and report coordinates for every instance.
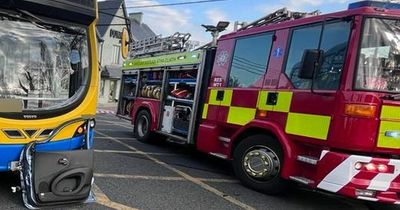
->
[23,115,37,119]
[212,77,223,87]
[110,29,122,39]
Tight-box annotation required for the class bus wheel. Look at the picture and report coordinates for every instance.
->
[233,134,289,195]
[134,110,153,143]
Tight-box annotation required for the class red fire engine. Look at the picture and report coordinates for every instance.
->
[118,1,400,204]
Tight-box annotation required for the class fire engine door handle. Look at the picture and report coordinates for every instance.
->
[266,92,278,105]
[216,90,224,101]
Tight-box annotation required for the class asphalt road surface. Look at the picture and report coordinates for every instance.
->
[0,113,399,210]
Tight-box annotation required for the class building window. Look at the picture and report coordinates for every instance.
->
[112,45,121,64]
[285,21,351,90]
[100,79,105,96]
[228,33,273,88]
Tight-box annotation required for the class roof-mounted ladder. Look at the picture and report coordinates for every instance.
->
[130,32,194,58]
[239,8,320,31]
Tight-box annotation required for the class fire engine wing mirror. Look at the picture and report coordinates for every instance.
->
[299,49,324,80]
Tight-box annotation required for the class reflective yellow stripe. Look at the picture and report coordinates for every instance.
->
[208,89,233,106]
[381,105,400,120]
[275,92,292,113]
[209,89,220,106]
[286,113,331,140]
[220,89,233,107]
[257,91,292,113]
[227,106,256,126]
[202,104,209,119]
[257,91,274,111]
[378,121,400,149]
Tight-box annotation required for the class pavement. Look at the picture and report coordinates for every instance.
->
[97,102,117,114]
[0,113,399,210]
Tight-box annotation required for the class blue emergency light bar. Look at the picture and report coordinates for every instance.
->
[349,1,400,10]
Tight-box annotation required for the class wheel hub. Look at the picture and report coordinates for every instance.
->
[243,147,280,179]
[137,116,149,137]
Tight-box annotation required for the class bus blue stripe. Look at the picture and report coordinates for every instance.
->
[0,131,94,171]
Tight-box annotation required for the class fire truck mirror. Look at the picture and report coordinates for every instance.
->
[299,49,324,80]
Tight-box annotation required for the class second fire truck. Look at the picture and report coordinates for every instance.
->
[118,1,400,204]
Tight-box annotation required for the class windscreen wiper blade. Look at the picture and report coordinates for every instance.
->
[17,10,84,35]
[0,10,30,22]
[382,93,400,101]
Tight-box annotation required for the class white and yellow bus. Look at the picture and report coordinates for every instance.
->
[0,0,100,208]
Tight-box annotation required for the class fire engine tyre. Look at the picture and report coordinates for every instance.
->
[134,110,155,143]
[233,134,290,195]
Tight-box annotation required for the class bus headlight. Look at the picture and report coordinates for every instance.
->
[89,119,96,128]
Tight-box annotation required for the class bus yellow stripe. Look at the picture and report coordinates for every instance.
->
[227,106,256,126]
[286,113,331,140]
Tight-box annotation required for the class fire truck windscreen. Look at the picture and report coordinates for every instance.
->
[355,18,400,93]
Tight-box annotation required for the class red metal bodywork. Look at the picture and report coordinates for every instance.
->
[130,98,160,131]
[131,5,400,204]
[201,7,400,156]
[198,6,400,204]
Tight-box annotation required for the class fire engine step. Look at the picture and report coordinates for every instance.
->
[218,136,231,143]
[209,152,228,159]
[289,176,315,185]
[297,155,319,165]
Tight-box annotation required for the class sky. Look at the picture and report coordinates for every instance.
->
[124,0,360,44]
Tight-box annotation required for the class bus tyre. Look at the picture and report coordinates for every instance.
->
[134,110,154,143]
[233,134,289,195]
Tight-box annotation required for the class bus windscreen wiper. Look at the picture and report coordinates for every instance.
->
[0,10,30,22]
[17,10,84,35]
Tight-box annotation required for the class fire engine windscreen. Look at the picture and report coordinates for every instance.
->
[356,18,400,92]
[0,16,88,110]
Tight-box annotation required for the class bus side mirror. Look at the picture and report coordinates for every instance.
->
[299,49,324,79]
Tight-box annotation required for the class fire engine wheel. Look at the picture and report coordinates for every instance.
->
[134,110,154,143]
[233,134,289,195]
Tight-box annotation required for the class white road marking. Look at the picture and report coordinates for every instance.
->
[96,131,255,210]
[94,149,184,157]
[95,136,134,140]
[94,173,239,183]
[92,184,139,210]
[96,129,126,132]
[98,121,131,126]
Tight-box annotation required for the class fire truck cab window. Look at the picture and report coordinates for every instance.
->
[356,18,400,92]
[285,21,350,90]
[228,33,273,87]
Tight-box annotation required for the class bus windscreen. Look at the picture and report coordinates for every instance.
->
[0,13,89,111]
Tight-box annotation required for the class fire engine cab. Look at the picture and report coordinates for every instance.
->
[119,1,400,204]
